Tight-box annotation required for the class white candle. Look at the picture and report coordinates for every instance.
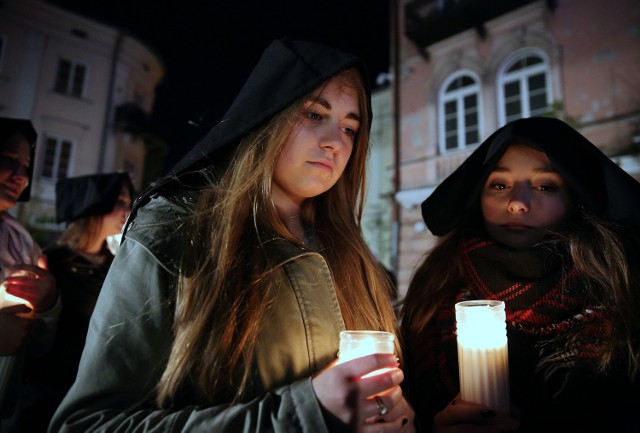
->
[338,330,395,378]
[455,300,510,415]
[0,279,33,407]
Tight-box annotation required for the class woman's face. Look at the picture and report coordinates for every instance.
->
[100,183,132,239]
[271,75,361,215]
[481,143,572,249]
[0,133,31,212]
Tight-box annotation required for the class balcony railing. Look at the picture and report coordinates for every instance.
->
[405,0,554,51]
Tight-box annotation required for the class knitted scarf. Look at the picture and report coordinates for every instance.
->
[434,238,609,396]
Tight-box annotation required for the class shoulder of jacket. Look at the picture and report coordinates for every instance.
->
[124,190,198,273]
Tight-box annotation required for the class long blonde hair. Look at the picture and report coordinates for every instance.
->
[58,215,104,252]
[157,69,399,406]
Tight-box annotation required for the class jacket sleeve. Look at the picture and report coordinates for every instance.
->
[48,237,330,433]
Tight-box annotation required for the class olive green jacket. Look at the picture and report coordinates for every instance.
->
[49,193,346,432]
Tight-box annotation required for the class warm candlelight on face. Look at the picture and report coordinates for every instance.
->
[338,330,395,378]
[455,300,510,415]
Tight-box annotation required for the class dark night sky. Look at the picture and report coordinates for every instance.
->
[45,0,391,171]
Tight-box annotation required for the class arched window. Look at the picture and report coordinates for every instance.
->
[438,71,482,153]
[498,50,551,124]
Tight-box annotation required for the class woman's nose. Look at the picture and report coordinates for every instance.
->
[320,127,344,152]
[13,164,29,180]
[507,184,530,213]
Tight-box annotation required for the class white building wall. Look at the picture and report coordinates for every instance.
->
[0,0,164,238]
[363,86,395,271]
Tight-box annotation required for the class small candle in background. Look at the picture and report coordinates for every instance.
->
[455,300,510,415]
[0,277,33,407]
[338,330,395,378]
[106,233,123,256]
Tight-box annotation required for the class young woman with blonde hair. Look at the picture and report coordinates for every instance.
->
[50,39,415,433]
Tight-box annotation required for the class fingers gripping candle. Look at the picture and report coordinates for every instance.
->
[455,300,510,415]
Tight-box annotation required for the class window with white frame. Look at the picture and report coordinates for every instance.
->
[54,58,87,97]
[438,71,482,153]
[498,50,551,124]
[40,136,73,180]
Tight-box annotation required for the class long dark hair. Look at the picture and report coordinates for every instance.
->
[402,202,640,379]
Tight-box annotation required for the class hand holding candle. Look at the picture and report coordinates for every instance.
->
[2,263,57,313]
[0,269,45,408]
[312,330,415,430]
[455,300,510,415]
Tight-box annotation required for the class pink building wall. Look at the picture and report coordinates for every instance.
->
[393,0,640,294]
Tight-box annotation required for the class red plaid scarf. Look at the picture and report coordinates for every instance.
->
[433,238,609,395]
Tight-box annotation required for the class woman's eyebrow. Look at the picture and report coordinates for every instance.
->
[305,95,361,122]
[490,165,558,174]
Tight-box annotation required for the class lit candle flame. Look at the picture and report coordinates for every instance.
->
[338,330,395,378]
[455,300,510,415]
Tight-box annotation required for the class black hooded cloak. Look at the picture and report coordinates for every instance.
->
[126,38,371,227]
[421,117,640,235]
[55,172,134,223]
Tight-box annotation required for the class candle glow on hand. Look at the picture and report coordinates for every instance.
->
[0,283,34,310]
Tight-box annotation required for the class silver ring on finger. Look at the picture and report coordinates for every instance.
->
[374,396,388,416]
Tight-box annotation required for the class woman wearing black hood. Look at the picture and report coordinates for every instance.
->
[0,117,59,432]
[401,117,640,433]
[49,39,415,433]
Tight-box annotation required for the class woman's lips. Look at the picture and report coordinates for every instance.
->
[502,223,530,231]
[308,160,333,171]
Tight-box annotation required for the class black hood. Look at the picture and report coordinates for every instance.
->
[170,38,372,177]
[422,117,640,236]
[55,172,134,223]
[126,38,371,230]
[0,117,37,202]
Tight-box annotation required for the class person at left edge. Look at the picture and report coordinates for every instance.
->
[0,117,59,432]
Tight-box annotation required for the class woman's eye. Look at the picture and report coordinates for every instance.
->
[306,111,322,121]
[488,182,507,190]
[342,126,357,138]
[536,184,559,192]
[0,155,25,171]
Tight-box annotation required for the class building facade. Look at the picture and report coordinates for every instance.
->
[0,0,164,241]
[363,86,397,274]
[391,0,640,294]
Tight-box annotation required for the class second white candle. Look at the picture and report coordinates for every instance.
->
[455,300,510,415]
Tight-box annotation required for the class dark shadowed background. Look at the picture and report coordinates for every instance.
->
[46,0,391,171]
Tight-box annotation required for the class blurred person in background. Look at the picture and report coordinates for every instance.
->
[22,172,133,431]
[0,117,59,432]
